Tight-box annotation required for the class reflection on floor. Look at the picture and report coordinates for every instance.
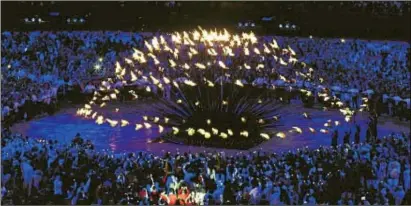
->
[11,101,410,155]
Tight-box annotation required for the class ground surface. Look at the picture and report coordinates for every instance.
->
[11,100,410,156]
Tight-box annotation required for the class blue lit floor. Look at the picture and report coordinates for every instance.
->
[11,102,409,155]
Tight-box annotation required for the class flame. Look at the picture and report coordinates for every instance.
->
[320,129,328,134]
[144,122,152,129]
[276,132,286,138]
[288,46,296,56]
[183,63,190,70]
[159,125,164,133]
[172,127,179,134]
[260,133,270,140]
[244,47,250,56]
[163,77,171,84]
[195,63,206,69]
[130,70,138,81]
[197,128,206,135]
[270,39,279,49]
[240,131,249,137]
[106,119,118,127]
[309,127,316,133]
[135,124,143,130]
[263,44,271,54]
[125,58,133,66]
[212,128,219,135]
[235,80,244,87]
[253,47,261,55]
[121,120,129,127]
[184,80,197,86]
[220,132,228,139]
[292,126,303,134]
[96,116,105,125]
[115,62,122,74]
[186,128,195,136]
[169,59,177,68]
[218,61,227,69]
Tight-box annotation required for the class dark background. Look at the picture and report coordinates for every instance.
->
[1,1,410,41]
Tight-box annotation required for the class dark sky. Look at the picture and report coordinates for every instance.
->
[1,1,409,40]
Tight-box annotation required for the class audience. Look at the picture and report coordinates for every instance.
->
[2,32,410,125]
[1,128,409,205]
[1,30,410,205]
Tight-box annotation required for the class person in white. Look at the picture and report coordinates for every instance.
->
[249,185,261,204]
[403,163,410,192]
[21,159,34,196]
[32,169,43,191]
[84,82,96,94]
[53,175,63,196]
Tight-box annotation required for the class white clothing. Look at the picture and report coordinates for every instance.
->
[249,187,261,204]
[84,85,96,93]
[21,162,34,185]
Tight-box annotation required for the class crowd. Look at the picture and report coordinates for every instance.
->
[1,30,410,205]
[350,1,410,16]
[1,31,145,126]
[1,126,410,205]
[283,36,410,120]
[2,31,410,127]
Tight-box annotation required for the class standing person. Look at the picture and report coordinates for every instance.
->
[343,130,351,145]
[331,130,338,148]
[403,163,410,192]
[366,123,372,143]
[32,169,43,193]
[81,81,96,103]
[249,185,261,205]
[59,76,74,103]
[21,159,34,197]
[53,175,64,204]
[354,124,361,144]
[394,186,405,205]
[352,90,359,109]
[223,182,235,205]
[372,112,378,141]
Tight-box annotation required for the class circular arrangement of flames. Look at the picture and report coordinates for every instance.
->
[76,27,368,149]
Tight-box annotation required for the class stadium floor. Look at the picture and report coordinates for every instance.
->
[11,100,410,155]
